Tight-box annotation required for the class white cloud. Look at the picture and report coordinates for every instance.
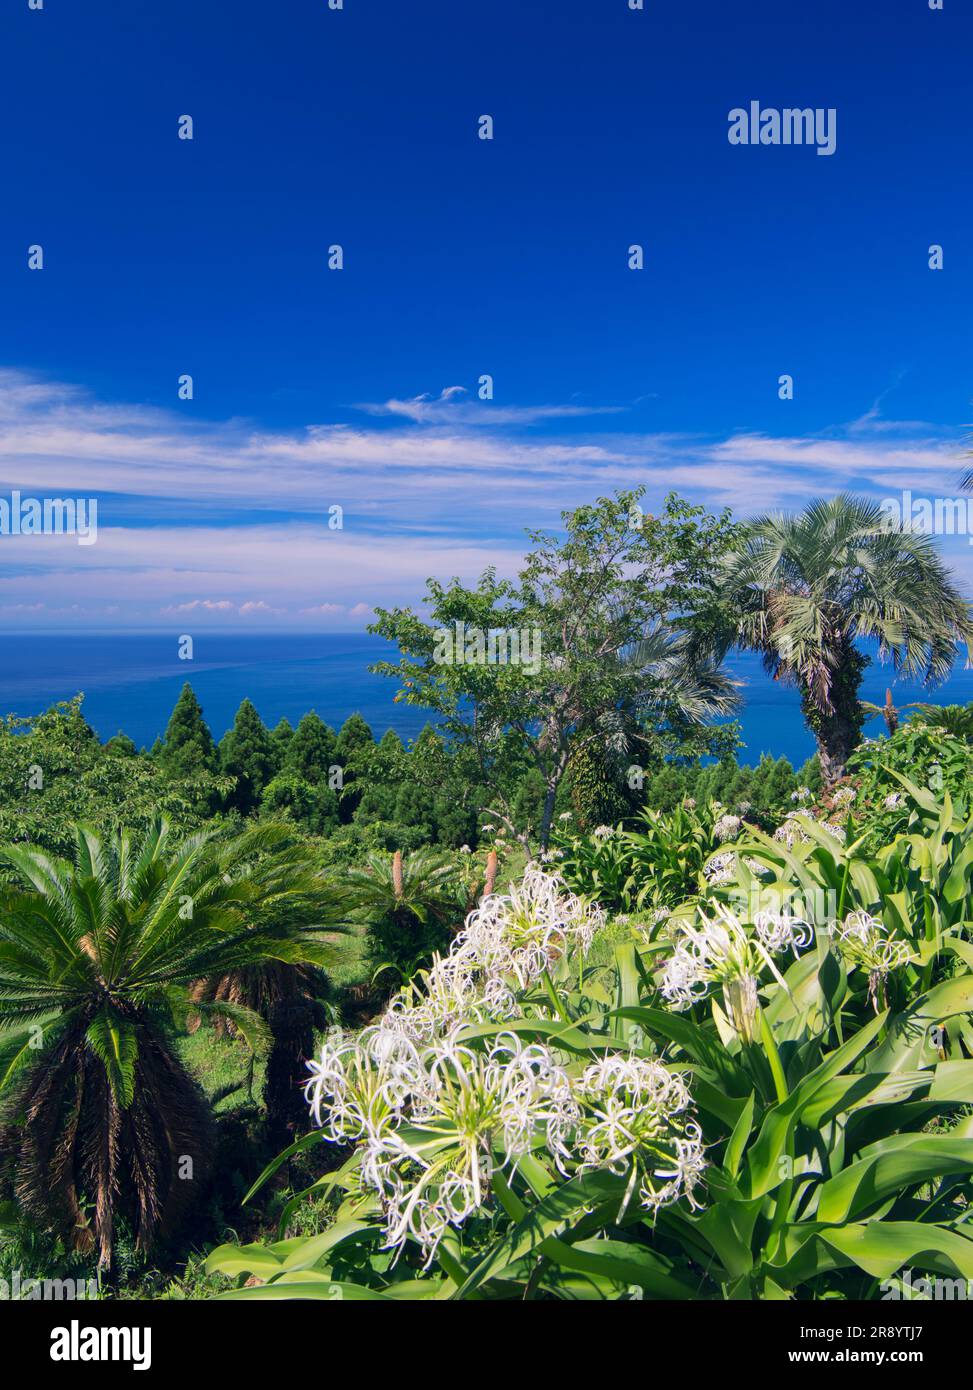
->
[0,367,969,628]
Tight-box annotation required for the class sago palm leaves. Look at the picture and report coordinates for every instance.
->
[0,819,340,1269]
[343,850,461,985]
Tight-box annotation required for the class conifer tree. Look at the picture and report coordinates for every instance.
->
[270,717,295,772]
[161,684,217,777]
[220,699,275,814]
[334,714,375,822]
[285,712,338,784]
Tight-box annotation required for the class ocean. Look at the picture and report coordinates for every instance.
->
[1,632,971,770]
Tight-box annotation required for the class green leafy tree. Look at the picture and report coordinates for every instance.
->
[356,730,408,825]
[260,770,340,834]
[371,491,739,848]
[0,700,227,857]
[270,717,295,771]
[104,733,137,757]
[220,699,276,814]
[722,496,973,784]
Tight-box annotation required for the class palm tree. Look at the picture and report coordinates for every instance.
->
[0,820,334,1271]
[343,850,461,987]
[186,827,353,1141]
[722,496,973,784]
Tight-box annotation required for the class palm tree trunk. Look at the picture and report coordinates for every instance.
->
[802,640,868,786]
[811,711,860,785]
[264,1000,314,1143]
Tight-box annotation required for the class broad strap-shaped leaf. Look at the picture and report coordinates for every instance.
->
[742,1009,886,1199]
[455,1169,627,1299]
[867,972,973,1074]
[814,1134,973,1223]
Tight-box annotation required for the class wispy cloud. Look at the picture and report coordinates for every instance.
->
[357,385,628,426]
[0,368,968,628]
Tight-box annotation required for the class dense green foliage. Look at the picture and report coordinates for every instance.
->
[206,768,973,1301]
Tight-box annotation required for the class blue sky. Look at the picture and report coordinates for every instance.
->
[1,0,971,628]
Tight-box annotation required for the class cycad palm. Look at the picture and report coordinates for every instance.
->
[0,819,335,1269]
[722,495,973,782]
[189,846,353,1142]
[343,850,460,984]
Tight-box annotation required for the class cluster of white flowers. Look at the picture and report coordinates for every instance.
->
[834,910,914,1009]
[703,851,737,885]
[306,1030,578,1262]
[830,785,857,807]
[791,786,813,803]
[773,812,811,846]
[381,867,605,1042]
[305,1025,704,1263]
[660,903,810,1039]
[301,868,709,1264]
[884,792,903,810]
[713,813,743,843]
[772,810,845,847]
[592,824,617,841]
[573,1055,706,1214]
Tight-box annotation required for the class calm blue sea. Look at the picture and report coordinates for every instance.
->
[1,632,971,769]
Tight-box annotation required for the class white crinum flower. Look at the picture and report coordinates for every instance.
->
[835,910,914,1010]
[381,951,486,1042]
[791,786,813,803]
[830,785,857,807]
[307,1030,579,1266]
[384,1034,579,1260]
[304,1026,420,1146]
[713,814,742,843]
[753,907,814,954]
[884,792,903,809]
[593,825,616,840]
[703,851,736,885]
[379,867,605,1043]
[573,1055,705,1214]
[454,865,605,992]
[660,903,808,1041]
